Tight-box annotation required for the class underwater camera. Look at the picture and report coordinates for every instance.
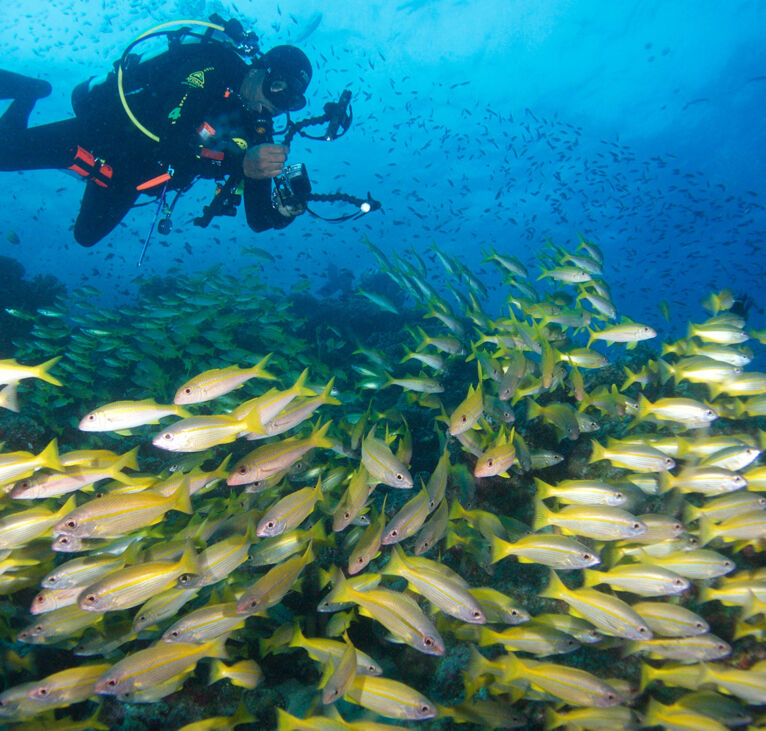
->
[272,163,312,217]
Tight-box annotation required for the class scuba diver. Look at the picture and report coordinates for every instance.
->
[0,18,314,248]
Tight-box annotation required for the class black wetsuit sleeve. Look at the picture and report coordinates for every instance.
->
[244,177,294,232]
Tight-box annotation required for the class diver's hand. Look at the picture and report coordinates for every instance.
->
[243,144,288,180]
[276,200,307,218]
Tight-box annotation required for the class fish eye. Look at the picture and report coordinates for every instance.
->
[607,692,616,701]
[674,579,684,586]
[390,529,398,537]
[184,388,192,394]
[696,622,705,629]
[85,594,96,603]
[66,520,77,529]
[510,610,518,616]
[424,636,434,647]
[36,687,48,697]
[344,512,351,520]
[171,630,179,637]
[35,595,45,603]
[249,599,258,608]
[673,523,681,531]
[137,615,146,623]
[632,522,640,530]
[368,665,376,673]
[163,433,173,440]
[266,521,274,529]
[420,704,431,713]
[396,473,403,481]
[724,561,733,567]
[59,536,71,545]
[583,553,592,561]
[615,493,624,500]
[178,573,194,585]
[107,679,116,687]
[472,610,482,619]
[87,414,95,420]
[461,415,467,422]
[638,626,647,633]
[238,466,247,474]
[487,459,494,466]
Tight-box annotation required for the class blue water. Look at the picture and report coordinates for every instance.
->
[0,0,764,340]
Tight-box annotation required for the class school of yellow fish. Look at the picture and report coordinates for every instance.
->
[0,235,765,730]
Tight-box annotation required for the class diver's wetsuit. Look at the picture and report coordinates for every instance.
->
[0,43,293,246]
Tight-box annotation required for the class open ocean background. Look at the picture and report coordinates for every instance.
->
[1,0,764,342]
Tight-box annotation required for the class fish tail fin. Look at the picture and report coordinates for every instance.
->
[586,326,596,348]
[320,377,342,406]
[682,500,700,524]
[544,707,562,731]
[34,356,63,386]
[448,499,466,522]
[383,543,408,576]
[657,471,676,495]
[208,658,227,685]
[697,516,715,547]
[588,440,606,464]
[414,326,430,351]
[170,477,193,515]
[328,570,355,605]
[697,662,713,686]
[526,398,541,421]
[534,477,554,500]
[252,352,277,380]
[276,708,302,731]
[0,382,19,412]
[231,698,256,725]
[310,420,334,450]
[205,633,230,660]
[538,569,568,601]
[177,541,201,577]
[532,495,551,532]
[581,568,600,589]
[293,368,314,397]
[465,645,492,690]
[173,405,193,419]
[112,446,140,474]
[55,494,78,520]
[38,438,63,472]
[488,533,512,565]
[657,358,674,385]
[638,662,655,692]
[287,621,306,651]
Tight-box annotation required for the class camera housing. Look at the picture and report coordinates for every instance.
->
[272,163,312,216]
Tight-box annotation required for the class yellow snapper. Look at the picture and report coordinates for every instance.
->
[173,353,275,404]
[53,480,191,539]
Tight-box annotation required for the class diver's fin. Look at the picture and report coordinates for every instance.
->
[0,70,51,101]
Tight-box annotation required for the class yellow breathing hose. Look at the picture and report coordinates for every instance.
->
[117,19,226,142]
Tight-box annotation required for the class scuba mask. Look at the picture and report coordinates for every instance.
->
[258,45,312,112]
